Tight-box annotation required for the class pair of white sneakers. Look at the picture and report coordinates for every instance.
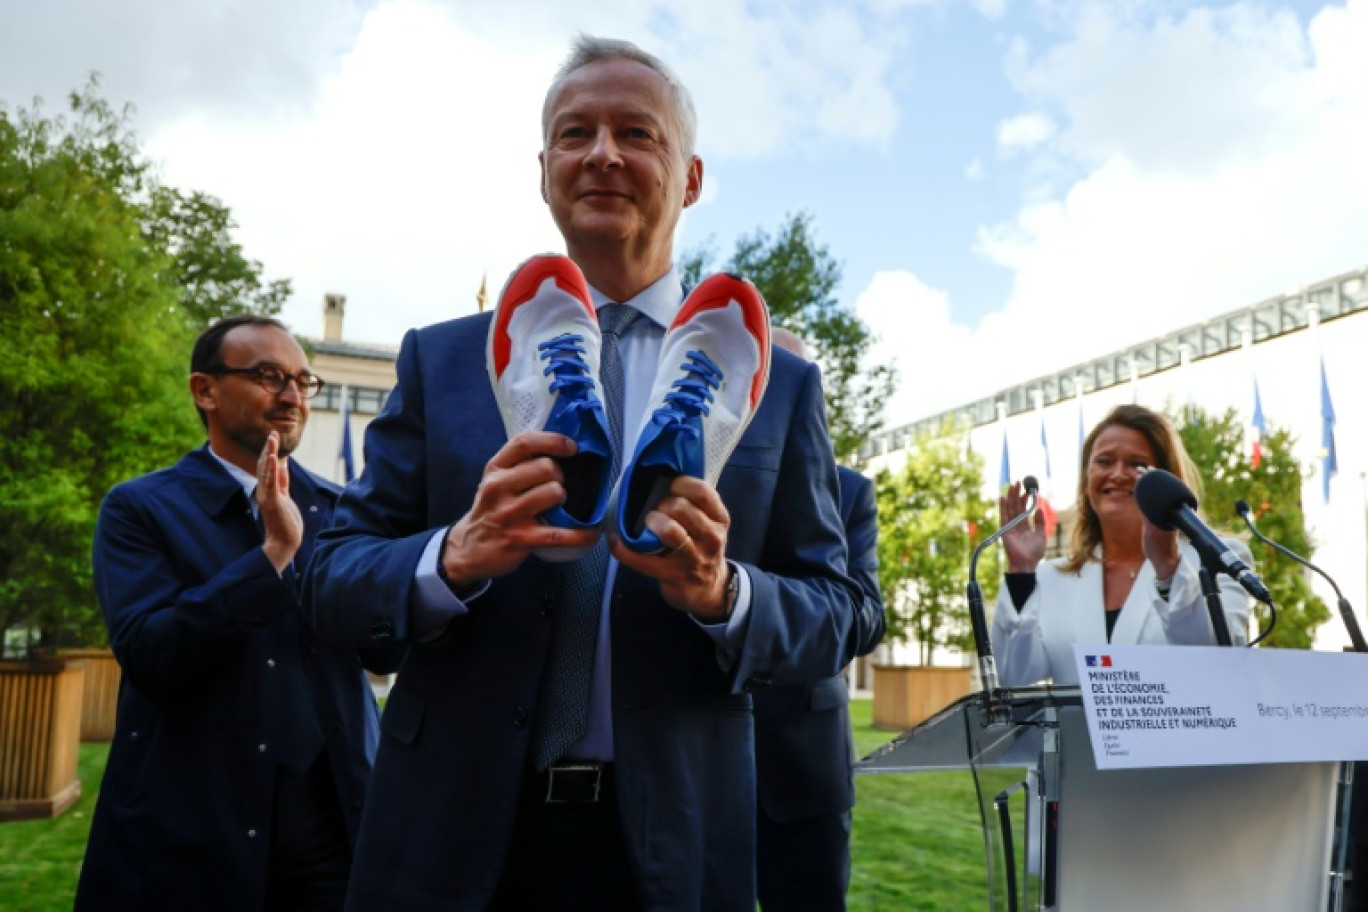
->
[486,254,772,562]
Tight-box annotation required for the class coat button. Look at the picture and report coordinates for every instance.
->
[266,658,276,668]
[513,705,528,727]
[129,731,139,742]
[247,829,257,839]
[258,743,268,753]
[309,505,319,512]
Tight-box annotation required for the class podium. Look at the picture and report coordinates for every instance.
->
[858,686,1350,911]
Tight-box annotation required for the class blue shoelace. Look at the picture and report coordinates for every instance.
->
[656,350,722,432]
[539,334,599,399]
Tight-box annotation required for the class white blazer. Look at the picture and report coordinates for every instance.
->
[991,539,1253,687]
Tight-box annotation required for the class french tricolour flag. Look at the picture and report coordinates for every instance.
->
[1085,655,1113,668]
[1250,378,1266,470]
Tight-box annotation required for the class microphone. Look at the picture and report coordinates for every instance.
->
[1236,500,1367,653]
[1133,469,1272,604]
[967,475,1038,696]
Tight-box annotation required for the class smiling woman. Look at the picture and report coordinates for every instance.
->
[989,404,1252,686]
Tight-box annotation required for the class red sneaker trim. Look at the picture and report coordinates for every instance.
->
[670,277,771,410]
[491,257,594,378]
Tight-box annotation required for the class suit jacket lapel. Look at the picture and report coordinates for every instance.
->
[1073,561,1110,644]
[177,446,260,554]
[1110,560,1156,645]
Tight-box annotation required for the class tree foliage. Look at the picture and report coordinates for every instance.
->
[1177,406,1330,649]
[873,424,998,664]
[144,186,291,327]
[0,80,280,651]
[680,211,895,465]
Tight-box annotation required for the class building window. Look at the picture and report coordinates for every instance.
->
[317,385,392,415]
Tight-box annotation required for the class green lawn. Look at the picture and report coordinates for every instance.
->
[848,700,989,911]
[0,700,990,911]
[0,741,107,911]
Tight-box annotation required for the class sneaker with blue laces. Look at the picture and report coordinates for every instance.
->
[486,255,612,560]
[615,273,772,553]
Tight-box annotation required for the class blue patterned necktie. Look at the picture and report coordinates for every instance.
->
[530,303,640,770]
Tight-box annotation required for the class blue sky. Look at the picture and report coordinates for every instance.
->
[3,0,1364,428]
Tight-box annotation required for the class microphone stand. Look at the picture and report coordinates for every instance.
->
[967,478,1038,724]
[1238,504,1365,912]
[1237,502,1367,653]
[1196,564,1234,647]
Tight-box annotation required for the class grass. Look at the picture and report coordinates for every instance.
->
[848,700,989,911]
[0,701,991,911]
[0,742,107,911]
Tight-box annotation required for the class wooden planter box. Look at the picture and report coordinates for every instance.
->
[0,658,85,820]
[871,664,974,731]
[59,648,121,742]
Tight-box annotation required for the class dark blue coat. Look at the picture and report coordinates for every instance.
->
[76,447,398,911]
[753,466,885,822]
[307,314,862,911]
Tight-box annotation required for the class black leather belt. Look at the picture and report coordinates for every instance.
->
[535,762,614,804]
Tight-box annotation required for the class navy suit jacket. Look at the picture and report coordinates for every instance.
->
[753,466,885,822]
[308,313,861,911]
[76,447,397,912]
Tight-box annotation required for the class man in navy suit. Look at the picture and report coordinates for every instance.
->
[755,331,885,911]
[308,35,860,911]
[76,316,398,912]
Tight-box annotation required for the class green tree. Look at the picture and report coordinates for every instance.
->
[874,424,998,665]
[1177,407,1330,648]
[144,185,291,327]
[0,84,205,651]
[680,211,895,465]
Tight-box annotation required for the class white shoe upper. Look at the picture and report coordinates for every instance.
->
[486,255,603,442]
[633,275,771,487]
[615,274,771,551]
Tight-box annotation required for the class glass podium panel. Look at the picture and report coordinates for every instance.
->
[859,686,1348,911]
[860,686,1078,911]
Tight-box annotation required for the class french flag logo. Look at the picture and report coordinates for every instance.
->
[1085,655,1113,668]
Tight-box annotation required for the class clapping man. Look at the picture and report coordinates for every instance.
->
[77,316,399,911]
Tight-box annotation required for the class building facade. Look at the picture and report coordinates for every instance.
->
[865,263,1368,657]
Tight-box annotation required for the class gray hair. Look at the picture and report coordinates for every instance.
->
[541,35,698,161]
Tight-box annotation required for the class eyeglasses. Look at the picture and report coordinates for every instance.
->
[209,365,326,399]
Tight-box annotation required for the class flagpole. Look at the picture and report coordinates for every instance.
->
[997,401,1011,490]
[1033,389,1051,493]
[1075,372,1085,484]
[1178,343,1194,423]
[1309,303,1337,505]
[1243,329,1265,470]
[339,383,356,484]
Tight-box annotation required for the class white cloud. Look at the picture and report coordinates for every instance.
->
[0,0,366,131]
[148,0,567,343]
[669,2,903,159]
[123,0,907,344]
[860,0,1368,428]
[855,271,977,424]
[1005,3,1317,174]
[972,0,1009,22]
[965,157,985,181]
[996,111,1055,155]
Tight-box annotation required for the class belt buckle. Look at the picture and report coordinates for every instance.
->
[544,763,603,804]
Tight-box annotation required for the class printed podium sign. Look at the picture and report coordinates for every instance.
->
[1073,644,1368,769]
